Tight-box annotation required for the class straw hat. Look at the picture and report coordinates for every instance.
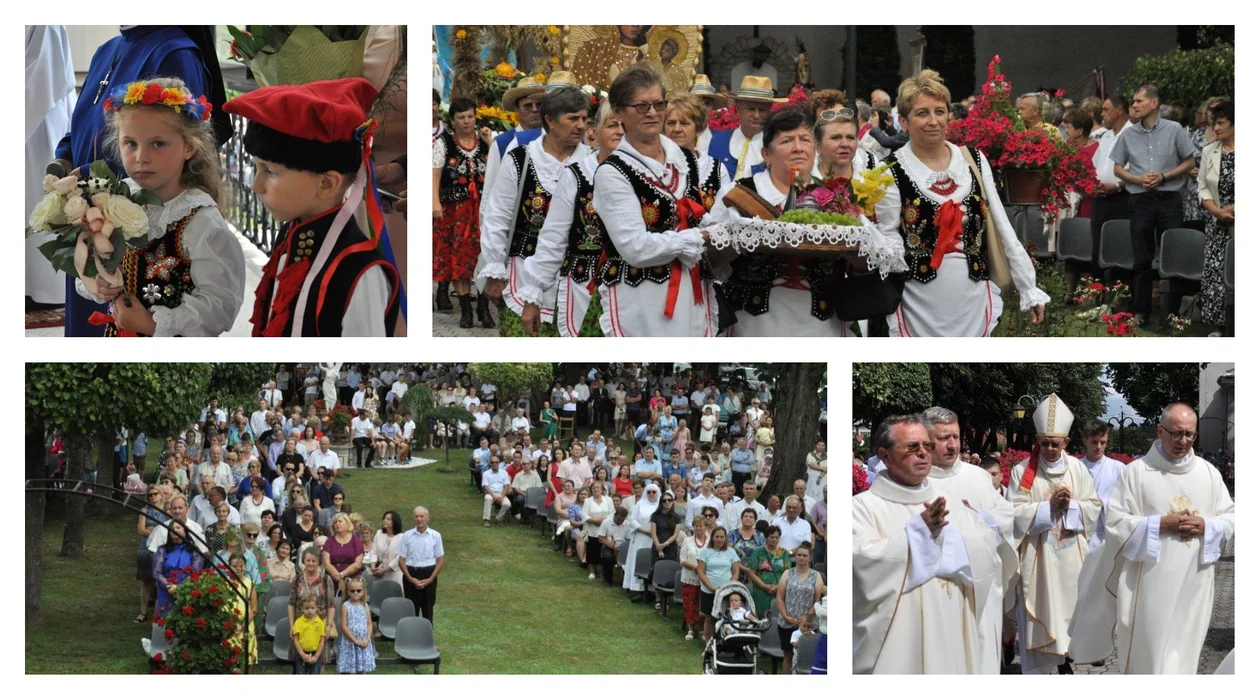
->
[545,70,580,91]
[732,75,786,104]
[690,74,729,108]
[502,76,545,111]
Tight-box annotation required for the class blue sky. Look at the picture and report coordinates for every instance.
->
[1099,365,1143,423]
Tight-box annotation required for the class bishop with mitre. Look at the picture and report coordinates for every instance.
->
[853,414,1004,673]
[1069,403,1234,673]
[1007,393,1102,674]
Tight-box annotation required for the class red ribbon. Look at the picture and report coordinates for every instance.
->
[88,311,137,337]
[261,259,312,337]
[930,200,964,270]
[1020,443,1040,492]
[586,251,608,294]
[782,258,808,290]
[663,197,708,319]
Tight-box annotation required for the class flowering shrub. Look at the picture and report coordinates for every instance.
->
[708,106,740,132]
[853,461,870,495]
[1166,314,1192,335]
[950,56,1100,215]
[157,567,244,674]
[1101,312,1138,336]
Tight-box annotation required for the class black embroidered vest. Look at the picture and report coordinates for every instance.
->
[560,163,606,284]
[104,207,200,337]
[506,147,550,259]
[437,130,487,204]
[595,147,712,288]
[721,178,835,320]
[888,145,989,284]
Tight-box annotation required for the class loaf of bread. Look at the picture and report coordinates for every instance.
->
[721,184,779,220]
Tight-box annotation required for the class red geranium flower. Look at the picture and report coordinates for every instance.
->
[164,628,174,640]
[233,646,242,656]
[190,589,201,598]
[153,653,163,662]
[181,651,191,660]
[194,617,207,628]
[221,639,232,648]
[225,657,236,667]
[208,584,219,594]
[223,620,234,630]
[181,605,194,616]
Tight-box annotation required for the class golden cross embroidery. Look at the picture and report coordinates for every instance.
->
[1167,491,1200,547]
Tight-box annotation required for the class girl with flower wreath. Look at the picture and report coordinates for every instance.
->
[75,77,244,336]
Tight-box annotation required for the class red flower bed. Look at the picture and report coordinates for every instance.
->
[853,461,870,495]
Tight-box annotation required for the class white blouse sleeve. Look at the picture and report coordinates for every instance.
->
[593,164,705,268]
[978,151,1051,311]
[432,137,447,169]
[872,174,907,261]
[480,139,506,223]
[151,209,245,337]
[75,278,107,304]
[516,166,577,304]
[340,265,391,336]
[478,153,522,280]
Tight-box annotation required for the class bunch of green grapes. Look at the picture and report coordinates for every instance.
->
[777,209,861,227]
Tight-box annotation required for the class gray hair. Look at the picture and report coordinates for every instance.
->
[873,414,929,451]
[540,87,589,130]
[856,100,872,123]
[923,407,959,426]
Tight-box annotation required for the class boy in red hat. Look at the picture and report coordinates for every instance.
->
[224,78,402,336]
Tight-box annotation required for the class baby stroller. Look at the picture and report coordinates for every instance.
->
[702,582,771,674]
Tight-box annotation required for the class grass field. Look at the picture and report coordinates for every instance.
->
[26,445,717,674]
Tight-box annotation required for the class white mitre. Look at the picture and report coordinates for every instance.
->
[1032,393,1073,437]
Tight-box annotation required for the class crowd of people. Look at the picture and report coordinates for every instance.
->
[853,395,1235,674]
[462,365,827,673]
[435,36,1233,337]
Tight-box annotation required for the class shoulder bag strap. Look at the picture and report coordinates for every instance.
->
[959,146,1014,295]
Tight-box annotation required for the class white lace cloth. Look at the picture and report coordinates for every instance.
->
[704,217,909,279]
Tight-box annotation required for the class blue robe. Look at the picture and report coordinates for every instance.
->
[55,26,211,337]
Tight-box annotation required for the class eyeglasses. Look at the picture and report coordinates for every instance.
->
[625,100,668,115]
[517,101,541,112]
[1159,425,1197,441]
[1037,440,1065,449]
[896,441,934,453]
[244,532,258,539]
[818,108,855,123]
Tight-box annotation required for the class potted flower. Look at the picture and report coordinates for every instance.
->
[950,56,1100,214]
[157,566,245,674]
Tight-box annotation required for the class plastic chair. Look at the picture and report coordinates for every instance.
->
[1057,217,1093,263]
[1157,227,1206,323]
[759,609,784,671]
[377,597,415,640]
[523,486,545,528]
[1098,219,1135,271]
[672,569,686,631]
[1004,205,1020,224]
[270,617,293,664]
[1021,211,1052,257]
[794,633,821,674]
[1225,238,1235,291]
[652,560,681,617]
[616,543,629,568]
[393,616,441,673]
[633,548,653,589]
[813,562,826,583]
[264,596,290,639]
[359,570,378,602]
[370,579,403,618]
[1011,211,1025,242]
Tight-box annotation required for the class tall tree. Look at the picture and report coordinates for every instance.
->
[1106,363,1201,423]
[25,415,47,624]
[760,363,827,500]
[920,26,975,100]
[852,363,933,429]
[207,363,277,415]
[468,363,555,413]
[840,25,902,100]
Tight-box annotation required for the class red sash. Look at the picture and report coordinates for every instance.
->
[664,197,706,319]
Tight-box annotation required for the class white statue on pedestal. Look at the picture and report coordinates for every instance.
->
[320,363,342,411]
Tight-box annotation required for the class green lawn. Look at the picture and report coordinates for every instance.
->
[27,445,712,674]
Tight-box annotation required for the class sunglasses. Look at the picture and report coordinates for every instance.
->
[625,100,668,115]
[244,532,258,539]
[818,108,855,123]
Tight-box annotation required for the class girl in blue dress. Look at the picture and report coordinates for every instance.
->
[337,576,376,673]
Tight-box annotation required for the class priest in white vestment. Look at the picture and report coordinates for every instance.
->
[925,407,1017,674]
[25,25,75,304]
[1069,403,1234,674]
[854,414,1003,674]
[1007,394,1102,674]
[1079,419,1127,551]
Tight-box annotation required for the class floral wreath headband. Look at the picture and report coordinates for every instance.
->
[102,80,213,122]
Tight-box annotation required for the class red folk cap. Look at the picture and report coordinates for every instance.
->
[223,78,378,143]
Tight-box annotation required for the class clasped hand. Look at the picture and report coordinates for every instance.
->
[1160,509,1205,538]
[920,497,949,537]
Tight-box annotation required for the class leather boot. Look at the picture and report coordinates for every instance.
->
[435,282,453,312]
[458,294,474,328]
[476,293,495,328]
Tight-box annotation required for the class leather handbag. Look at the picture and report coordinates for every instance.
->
[959,147,1015,295]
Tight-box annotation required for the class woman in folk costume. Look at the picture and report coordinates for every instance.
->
[1006,393,1102,674]
[875,70,1048,337]
[517,99,624,337]
[709,106,858,337]
[661,94,727,217]
[593,63,719,337]
[432,97,491,329]
[480,78,592,337]
[623,482,663,598]
[225,78,403,336]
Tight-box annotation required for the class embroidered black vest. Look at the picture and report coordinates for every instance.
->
[437,130,487,205]
[721,178,835,321]
[595,147,712,288]
[506,147,550,259]
[559,163,605,284]
[104,207,200,337]
[888,145,989,284]
[257,207,402,337]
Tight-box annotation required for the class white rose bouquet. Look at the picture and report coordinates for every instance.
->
[26,160,163,296]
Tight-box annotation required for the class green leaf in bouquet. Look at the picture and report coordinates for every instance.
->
[49,243,79,277]
[88,160,114,182]
[111,179,131,197]
[267,25,293,51]
[101,230,128,274]
[37,236,68,263]
[82,254,97,278]
[131,189,164,208]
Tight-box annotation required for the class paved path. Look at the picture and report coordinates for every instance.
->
[431,283,497,337]
[1003,539,1234,674]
